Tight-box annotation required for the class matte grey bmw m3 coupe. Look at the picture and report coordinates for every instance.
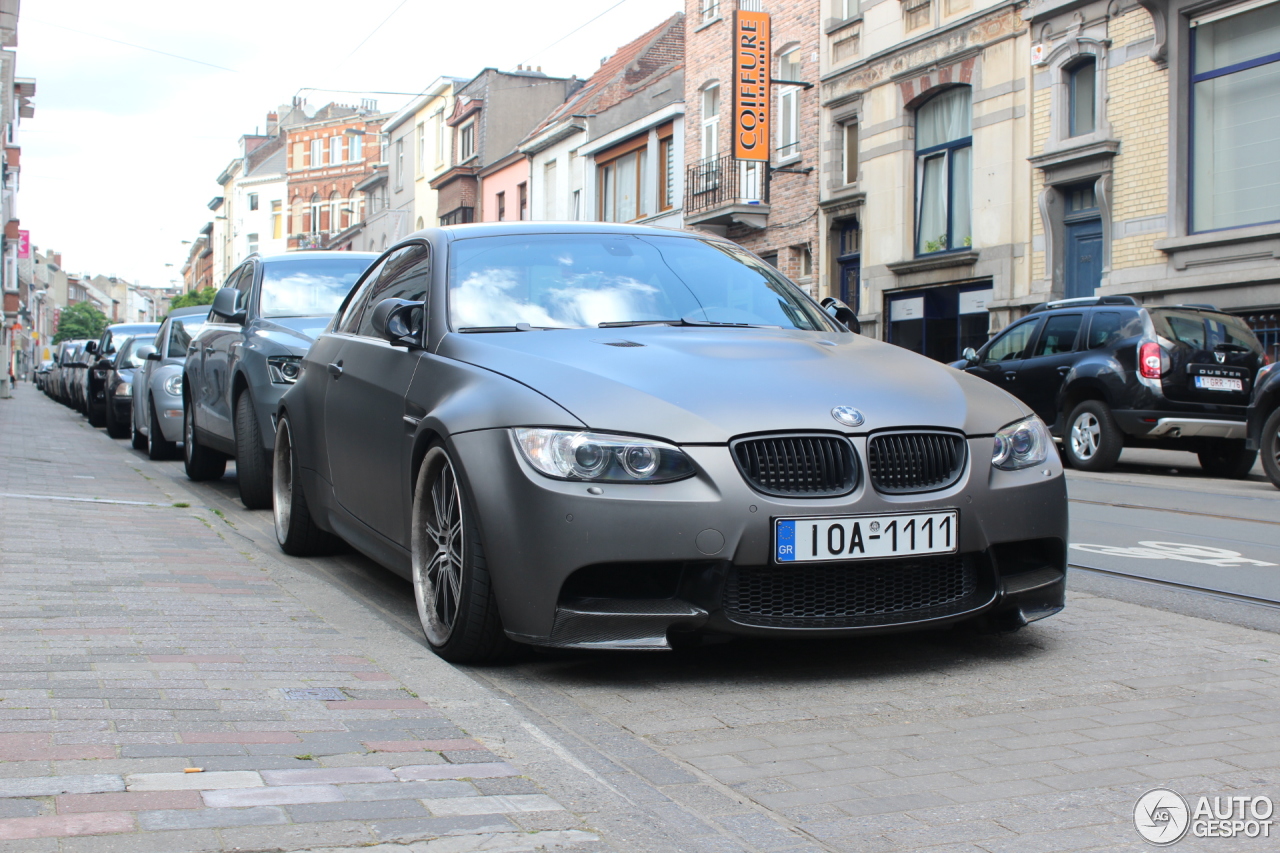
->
[273,223,1068,663]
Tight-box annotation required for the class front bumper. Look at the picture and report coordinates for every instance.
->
[452,429,1068,649]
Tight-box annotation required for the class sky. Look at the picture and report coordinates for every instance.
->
[16,0,685,289]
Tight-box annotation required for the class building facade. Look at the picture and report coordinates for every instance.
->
[684,0,824,295]
[523,13,686,229]
[1028,0,1280,362]
[817,0,1034,360]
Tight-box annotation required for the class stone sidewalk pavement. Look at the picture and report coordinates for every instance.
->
[0,385,608,852]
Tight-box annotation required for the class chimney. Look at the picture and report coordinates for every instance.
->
[266,112,279,136]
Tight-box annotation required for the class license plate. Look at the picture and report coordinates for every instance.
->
[775,511,958,563]
[1194,376,1243,392]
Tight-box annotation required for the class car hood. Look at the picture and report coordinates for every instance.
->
[252,316,332,353]
[438,327,1030,443]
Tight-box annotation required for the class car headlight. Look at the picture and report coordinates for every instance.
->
[116,381,133,397]
[163,375,183,396]
[513,428,695,483]
[266,356,302,384]
[991,416,1052,471]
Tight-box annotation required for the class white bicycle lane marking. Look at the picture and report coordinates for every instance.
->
[1070,541,1278,568]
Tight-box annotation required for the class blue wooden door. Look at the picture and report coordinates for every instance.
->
[1065,219,1102,299]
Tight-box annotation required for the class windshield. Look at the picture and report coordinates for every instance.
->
[259,257,373,318]
[447,234,833,332]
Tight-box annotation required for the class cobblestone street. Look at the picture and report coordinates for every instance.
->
[3,383,1280,852]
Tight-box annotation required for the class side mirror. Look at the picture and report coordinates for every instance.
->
[145,351,162,362]
[821,297,861,335]
[371,298,425,348]
[211,287,247,324]
[84,340,98,355]
[962,346,979,365]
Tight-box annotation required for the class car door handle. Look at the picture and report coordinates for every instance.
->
[1002,372,1016,380]
[327,361,343,377]
[1057,366,1071,375]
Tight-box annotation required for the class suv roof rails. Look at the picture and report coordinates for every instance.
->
[1165,303,1221,312]
[1028,295,1139,314]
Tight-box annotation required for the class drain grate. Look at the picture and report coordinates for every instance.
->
[281,687,345,702]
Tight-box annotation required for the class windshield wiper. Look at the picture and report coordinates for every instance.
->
[457,323,567,333]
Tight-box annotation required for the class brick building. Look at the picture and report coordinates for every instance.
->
[1027,0,1280,362]
[282,101,387,250]
[683,0,823,295]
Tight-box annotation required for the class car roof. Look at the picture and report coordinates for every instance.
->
[168,305,212,318]
[107,322,161,332]
[257,250,380,263]
[425,220,714,245]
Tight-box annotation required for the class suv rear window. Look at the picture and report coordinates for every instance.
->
[1153,309,1264,356]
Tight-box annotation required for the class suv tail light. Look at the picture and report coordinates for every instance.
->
[1139,342,1164,379]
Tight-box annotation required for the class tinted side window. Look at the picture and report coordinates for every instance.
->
[1206,317,1263,356]
[1087,309,1142,349]
[983,319,1041,363]
[356,245,431,338]
[1032,314,1082,357]
[337,255,393,334]
[168,317,206,358]
[1165,314,1206,348]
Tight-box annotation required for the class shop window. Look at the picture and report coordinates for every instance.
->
[915,87,972,255]
[1190,1,1280,232]
[1067,57,1096,137]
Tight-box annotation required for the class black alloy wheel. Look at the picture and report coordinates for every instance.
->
[183,395,227,481]
[272,414,341,556]
[410,446,513,664]
[148,399,177,461]
[233,392,272,510]
[1261,407,1280,491]
[1197,438,1258,480]
[1063,400,1124,472]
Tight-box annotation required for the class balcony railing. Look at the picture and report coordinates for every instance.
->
[685,156,769,215]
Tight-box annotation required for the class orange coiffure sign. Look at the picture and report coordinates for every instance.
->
[732,10,771,162]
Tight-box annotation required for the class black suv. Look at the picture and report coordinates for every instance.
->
[1247,362,1280,489]
[955,296,1266,477]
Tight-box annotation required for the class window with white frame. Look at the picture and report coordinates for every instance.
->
[544,160,558,219]
[247,233,259,255]
[1190,0,1280,232]
[309,193,322,234]
[330,135,344,165]
[395,139,405,190]
[458,120,476,162]
[348,133,363,163]
[700,0,720,24]
[915,86,972,254]
[309,138,323,168]
[701,85,720,161]
[598,146,648,222]
[433,110,445,165]
[903,0,931,31]
[838,0,857,19]
[248,193,259,211]
[416,123,425,176]
[778,49,802,160]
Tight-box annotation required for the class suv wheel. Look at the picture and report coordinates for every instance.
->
[183,396,227,481]
[1197,438,1257,480]
[1261,407,1280,491]
[234,391,273,510]
[1064,400,1124,472]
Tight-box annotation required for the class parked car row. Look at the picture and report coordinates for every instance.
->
[951,295,1277,482]
[68,224,1277,667]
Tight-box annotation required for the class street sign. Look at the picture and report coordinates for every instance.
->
[732,10,771,162]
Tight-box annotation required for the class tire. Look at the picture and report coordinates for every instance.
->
[410,446,514,664]
[105,394,129,439]
[88,397,106,428]
[183,396,227,481]
[1063,400,1124,472]
[147,399,177,461]
[1261,407,1280,491]
[1197,438,1257,480]
[272,413,341,556]
[234,391,273,510]
[131,420,148,451]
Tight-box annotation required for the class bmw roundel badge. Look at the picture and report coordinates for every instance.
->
[831,406,865,427]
